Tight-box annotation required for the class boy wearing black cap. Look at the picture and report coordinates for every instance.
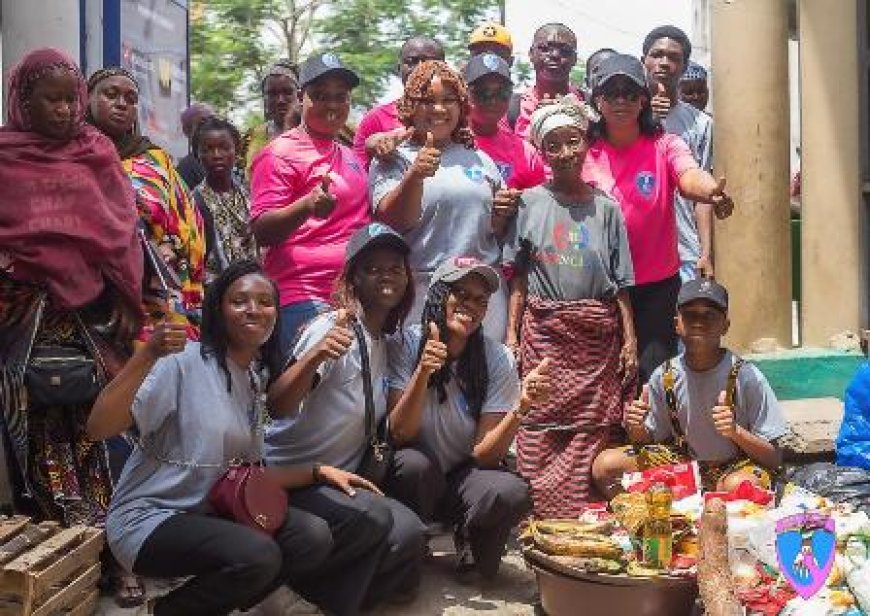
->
[592,279,788,498]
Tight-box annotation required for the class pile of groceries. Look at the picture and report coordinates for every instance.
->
[521,461,870,615]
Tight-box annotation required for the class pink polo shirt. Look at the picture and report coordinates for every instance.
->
[582,132,698,285]
[513,84,586,139]
[251,128,370,306]
[474,126,547,190]
[352,101,402,169]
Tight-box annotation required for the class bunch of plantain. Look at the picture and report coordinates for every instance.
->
[525,519,623,560]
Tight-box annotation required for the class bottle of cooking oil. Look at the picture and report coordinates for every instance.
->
[642,482,673,569]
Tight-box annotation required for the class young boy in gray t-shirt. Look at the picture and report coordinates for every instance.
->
[592,278,788,498]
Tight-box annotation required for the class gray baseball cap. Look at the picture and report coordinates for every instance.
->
[677,278,729,312]
[430,256,499,293]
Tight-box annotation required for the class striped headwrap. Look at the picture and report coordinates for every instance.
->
[527,94,599,150]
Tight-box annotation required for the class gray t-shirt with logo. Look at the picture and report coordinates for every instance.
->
[370,142,504,274]
[663,101,713,263]
[265,312,388,472]
[387,325,520,472]
[503,185,634,300]
[107,343,261,571]
[645,350,788,463]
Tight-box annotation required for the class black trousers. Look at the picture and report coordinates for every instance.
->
[387,448,530,579]
[133,509,332,616]
[289,484,425,615]
[629,274,681,385]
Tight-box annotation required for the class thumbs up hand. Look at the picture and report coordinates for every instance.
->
[316,308,354,361]
[418,321,448,377]
[650,81,671,119]
[624,384,651,432]
[711,390,737,439]
[709,176,735,220]
[520,357,552,411]
[369,126,414,162]
[409,131,441,181]
[308,173,338,219]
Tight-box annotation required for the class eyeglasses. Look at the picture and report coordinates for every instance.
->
[306,91,350,104]
[415,96,461,109]
[600,87,642,103]
[471,85,512,103]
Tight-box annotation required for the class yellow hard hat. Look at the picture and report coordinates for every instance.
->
[469,22,513,52]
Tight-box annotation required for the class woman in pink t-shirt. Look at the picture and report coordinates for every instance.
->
[582,54,732,384]
[251,53,370,352]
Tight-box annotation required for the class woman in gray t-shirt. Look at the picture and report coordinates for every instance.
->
[370,60,514,341]
[504,99,638,519]
[88,261,383,616]
[386,257,551,581]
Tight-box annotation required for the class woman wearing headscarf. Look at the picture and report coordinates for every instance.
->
[87,67,205,341]
[244,60,302,179]
[582,54,733,384]
[0,47,142,594]
[505,97,636,517]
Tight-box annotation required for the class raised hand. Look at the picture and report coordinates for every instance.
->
[418,321,448,376]
[492,188,522,220]
[308,174,337,219]
[625,384,651,433]
[369,127,414,162]
[409,132,441,180]
[315,309,353,361]
[711,390,737,440]
[650,81,671,119]
[521,357,552,409]
[710,176,734,220]
[144,308,187,360]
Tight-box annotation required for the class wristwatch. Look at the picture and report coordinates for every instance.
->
[311,462,323,483]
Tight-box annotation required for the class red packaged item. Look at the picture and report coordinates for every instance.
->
[624,461,701,501]
[704,479,774,506]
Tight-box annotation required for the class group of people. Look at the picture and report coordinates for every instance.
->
[0,18,788,616]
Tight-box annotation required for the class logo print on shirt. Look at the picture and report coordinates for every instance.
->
[552,221,590,251]
[495,162,514,182]
[464,166,485,183]
[347,158,362,174]
[635,171,656,198]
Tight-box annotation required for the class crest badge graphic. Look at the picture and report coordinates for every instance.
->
[775,512,836,600]
[635,171,656,198]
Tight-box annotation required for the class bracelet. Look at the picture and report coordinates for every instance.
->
[311,462,323,483]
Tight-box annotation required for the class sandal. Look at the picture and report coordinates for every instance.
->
[114,572,147,608]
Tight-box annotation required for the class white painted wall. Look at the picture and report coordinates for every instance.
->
[1,0,81,120]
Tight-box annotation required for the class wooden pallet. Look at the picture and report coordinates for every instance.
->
[0,517,103,616]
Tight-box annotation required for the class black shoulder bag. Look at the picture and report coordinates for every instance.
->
[352,319,394,486]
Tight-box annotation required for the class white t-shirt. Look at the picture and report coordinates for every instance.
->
[265,312,389,471]
[387,325,520,472]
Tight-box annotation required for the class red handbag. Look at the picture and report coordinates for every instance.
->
[208,462,288,536]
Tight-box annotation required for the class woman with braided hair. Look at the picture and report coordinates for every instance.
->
[505,96,637,517]
[371,61,515,341]
[385,256,550,582]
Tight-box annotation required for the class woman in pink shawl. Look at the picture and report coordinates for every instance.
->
[0,47,143,600]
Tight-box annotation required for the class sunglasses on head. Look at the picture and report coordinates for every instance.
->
[600,86,643,102]
[471,84,512,103]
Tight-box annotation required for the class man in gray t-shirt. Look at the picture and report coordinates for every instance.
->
[643,25,714,281]
[503,185,634,300]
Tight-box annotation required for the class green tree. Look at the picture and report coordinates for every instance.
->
[316,0,501,108]
[190,0,500,114]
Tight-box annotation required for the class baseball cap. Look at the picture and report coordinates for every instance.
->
[430,257,500,293]
[463,53,512,85]
[677,278,729,312]
[345,223,409,262]
[594,54,649,93]
[299,52,360,89]
[469,23,513,52]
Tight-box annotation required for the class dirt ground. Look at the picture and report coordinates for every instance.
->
[97,535,540,616]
